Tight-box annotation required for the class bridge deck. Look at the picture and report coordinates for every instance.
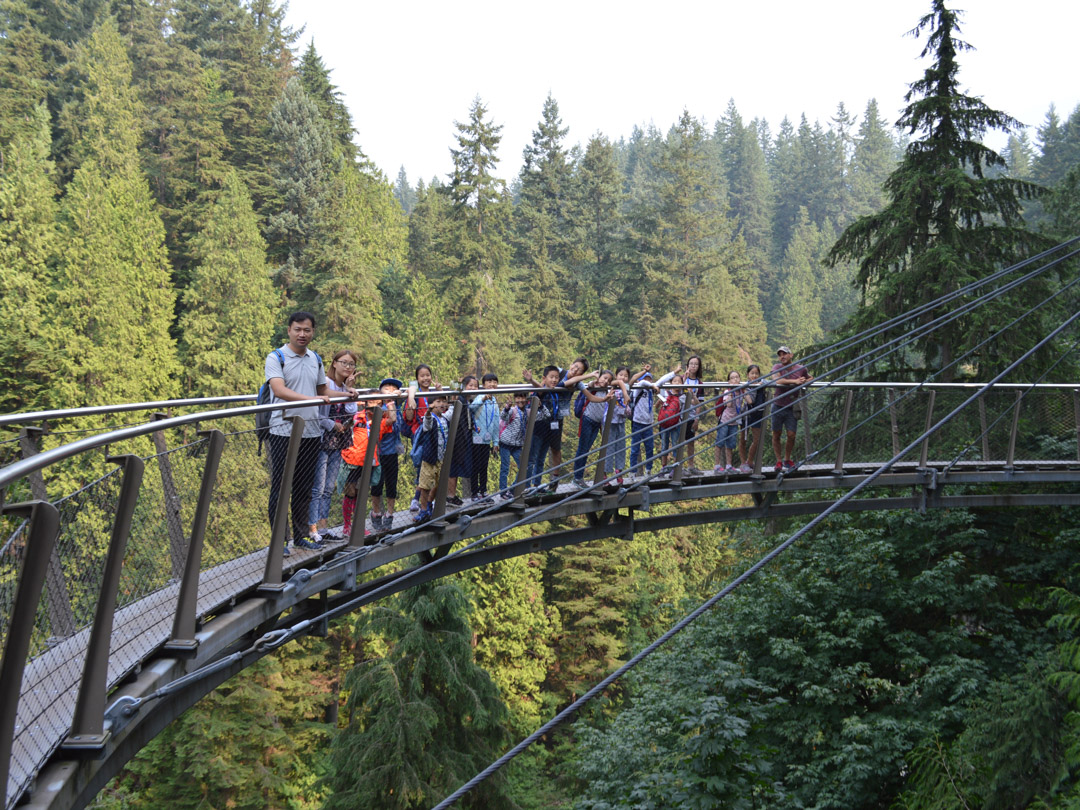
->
[10,458,1080,806]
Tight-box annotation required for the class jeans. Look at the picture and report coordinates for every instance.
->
[573,417,603,482]
[499,443,522,491]
[268,433,321,541]
[308,447,343,525]
[604,421,627,474]
[629,421,655,475]
[659,426,678,457]
[527,429,553,486]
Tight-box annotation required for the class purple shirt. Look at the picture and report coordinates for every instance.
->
[771,362,808,409]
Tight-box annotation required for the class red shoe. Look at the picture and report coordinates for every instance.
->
[774,462,783,472]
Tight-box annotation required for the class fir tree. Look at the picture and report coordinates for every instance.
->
[264,76,338,307]
[178,171,278,396]
[512,94,576,368]
[52,20,178,405]
[828,0,1046,377]
[773,208,825,350]
[393,165,417,214]
[0,103,61,413]
[298,40,357,163]
[324,582,511,809]
[849,98,899,219]
[440,96,516,375]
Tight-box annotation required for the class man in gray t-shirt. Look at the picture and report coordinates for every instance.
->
[265,311,335,550]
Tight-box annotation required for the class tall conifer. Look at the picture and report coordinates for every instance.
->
[179,171,278,396]
[53,20,178,405]
[0,103,61,412]
[828,0,1046,377]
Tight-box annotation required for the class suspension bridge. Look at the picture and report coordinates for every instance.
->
[1,237,1079,810]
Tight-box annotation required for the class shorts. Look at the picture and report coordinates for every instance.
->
[771,407,798,434]
[370,453,398,499]
[344,462,381,488]
[715,421,738,450]
[548,420,564,452]
[418,460,441,491]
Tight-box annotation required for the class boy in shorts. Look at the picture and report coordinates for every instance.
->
[415,396,450,523]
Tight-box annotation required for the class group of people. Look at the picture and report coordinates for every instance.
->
[263,311,813,552]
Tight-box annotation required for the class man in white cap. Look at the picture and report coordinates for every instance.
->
[770,346,812,472]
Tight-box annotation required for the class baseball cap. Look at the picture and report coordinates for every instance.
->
[776,345,792,356]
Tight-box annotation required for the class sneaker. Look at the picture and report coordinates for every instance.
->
[784,459,795,471]
[739,464,753,474]
[413,506,432,524]
[500,490,514,500]
[570,479,585,490]
[447,495,464,507]
[283,542,292,557]
[294,536,321,551]
[774,462,784,473]
[409,497,421,513]
[725,465,736,473]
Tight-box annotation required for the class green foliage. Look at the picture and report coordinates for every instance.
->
[324,581,511,809]
[178,170,278,395]
[829,0,1048,378]
[97,648,332,810]
[461,553,561,734]
[0,103,60,412]
[51,20,178,406]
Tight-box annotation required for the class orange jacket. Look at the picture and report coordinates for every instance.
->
[340,409,393,467]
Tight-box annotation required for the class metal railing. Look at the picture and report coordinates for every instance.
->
[1,380,1080,809]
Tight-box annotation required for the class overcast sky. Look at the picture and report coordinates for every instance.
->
[284,0,1080,185]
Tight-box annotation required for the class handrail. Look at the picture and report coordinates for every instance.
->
[2,380,1077,429]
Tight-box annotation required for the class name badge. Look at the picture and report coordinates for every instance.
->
[550,421,560,431]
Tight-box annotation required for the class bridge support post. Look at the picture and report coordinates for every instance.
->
[512,395,541,500]
[0,499,60,809]
[978,395,991,462]
[263,415,305,591]
[64,454,145,754]
[348,406,383,547]
[752,399,770,478]
[888,388,901,456]
[593,393,616,486]
[165,429,225,654]
[801,389,814,463]
[1074,389,1080,462]
[671,402,690,487]
[834,391,853,475]
[433,395,463,521]
[18,426,75,638]
[1006,390,1022,469]
[151,413,186,580]
[919,390,936,470]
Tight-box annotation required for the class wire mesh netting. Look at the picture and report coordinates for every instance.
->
[1,381,1079,809]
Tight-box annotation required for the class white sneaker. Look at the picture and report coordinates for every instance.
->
[409,498,421,513]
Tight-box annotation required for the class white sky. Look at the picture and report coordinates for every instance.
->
[285,0,1080,185]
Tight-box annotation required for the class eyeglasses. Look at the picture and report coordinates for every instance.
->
[337,361,356,368]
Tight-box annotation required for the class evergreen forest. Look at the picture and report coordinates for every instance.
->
[3,0,1080,807]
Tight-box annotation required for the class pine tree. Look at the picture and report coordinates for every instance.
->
[324,582,511,809]
[52,20,178,405]
[461,555,560,734]
[828,0,1046,377]
[849,98,899,219]
[298,40,357,163]
[513,94,576,368]
[0,103,61,413]
[178,171,278,396]
[120,0,231,285]
[773,208,825,349]
[393,165,417,214]
[0,0,52,145]
[621,110,767,367]
[717,101,773,264]
[440,96,516,375]
[264,76,338,308]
